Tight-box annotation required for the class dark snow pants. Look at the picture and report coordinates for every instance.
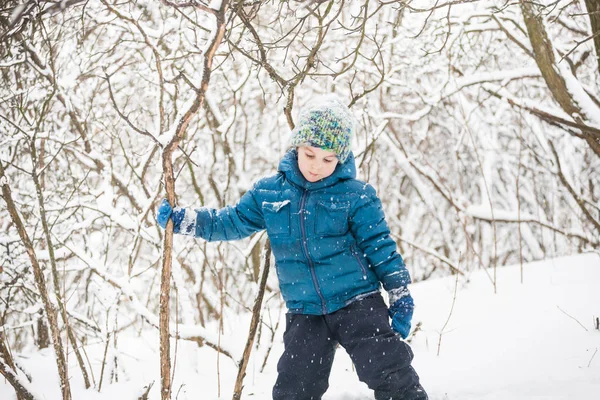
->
[272,292,421,400]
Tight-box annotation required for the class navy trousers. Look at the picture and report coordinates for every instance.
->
[272,293,421,400]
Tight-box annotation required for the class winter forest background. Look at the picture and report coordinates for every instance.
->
[1,0,599,399]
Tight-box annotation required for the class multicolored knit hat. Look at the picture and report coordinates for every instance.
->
[290,94,355,163]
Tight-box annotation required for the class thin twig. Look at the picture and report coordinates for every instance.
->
[588,348,598,368]
[437,265,460,356]
[160,0,217,14]
[461,107,498,292]
[559,30,600,64]
[517,103,524,284]
[557,306,589,332]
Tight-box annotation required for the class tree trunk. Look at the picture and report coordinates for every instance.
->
[585,0,600,77]
[30,139,92,389]
[37,312,50,349]
[520,0,600,156]
[0,162,72,400]
[232,241,271,400]
[158,2,230,399]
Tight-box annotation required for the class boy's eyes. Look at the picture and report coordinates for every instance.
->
[303,152,335,163]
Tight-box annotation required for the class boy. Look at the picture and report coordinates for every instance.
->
[158,95,428,400]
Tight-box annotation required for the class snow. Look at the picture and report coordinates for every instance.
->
[388,286,410,305]
[464,203,591,244]
[411,252,600,400]
[262,200,290,212]
[0,57,25,68]
[156,125,177,148]
[465,204,537,222]
[557,59,600,129]
[2,253,598,399]
[210,0,223,11]
[9,4,27,25]
[443,68,540,98]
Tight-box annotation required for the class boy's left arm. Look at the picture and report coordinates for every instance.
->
[349,183,414,338]
[349,184,411,290]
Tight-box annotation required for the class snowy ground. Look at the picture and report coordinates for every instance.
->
[2,252,599,399]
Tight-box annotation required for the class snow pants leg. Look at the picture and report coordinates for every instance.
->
[272,314,337,400]
[328,293,425,400]
[273,293,425,400]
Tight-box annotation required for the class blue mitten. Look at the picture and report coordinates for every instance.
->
[157,199,189,234]
[157,199,173,229]
[388,287,414,339]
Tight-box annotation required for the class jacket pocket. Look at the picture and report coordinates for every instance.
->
[262,200,291,237]
[350,244,368,276]
[315,200,351,236]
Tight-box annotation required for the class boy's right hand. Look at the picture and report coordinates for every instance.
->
[157,199,173,229]
[157,199,195,235]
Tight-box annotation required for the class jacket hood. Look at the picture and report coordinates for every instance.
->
[278,149,357,190]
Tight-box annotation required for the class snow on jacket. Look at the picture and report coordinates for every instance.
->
[187,149,411,315]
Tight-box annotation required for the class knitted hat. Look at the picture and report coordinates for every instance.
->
[290,94,355,163]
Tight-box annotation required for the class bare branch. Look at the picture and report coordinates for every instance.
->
[0,358,38,400]
[0,161,72,400]
[160,0,217,14]
[232,240,271,400]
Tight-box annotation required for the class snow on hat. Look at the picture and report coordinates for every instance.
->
[290,94,355,163]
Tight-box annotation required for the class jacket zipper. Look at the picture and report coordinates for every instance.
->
[351,244,368,277]
[299,190,327,314]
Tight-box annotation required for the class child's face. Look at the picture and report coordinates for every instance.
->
[297,145,339,182]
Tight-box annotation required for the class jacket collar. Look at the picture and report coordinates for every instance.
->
[278,149,357,190]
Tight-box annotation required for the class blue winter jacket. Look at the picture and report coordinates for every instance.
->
[189,150,411,315]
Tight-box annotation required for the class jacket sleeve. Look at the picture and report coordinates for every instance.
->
[192,185,265,242]
[349,184,411,291]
